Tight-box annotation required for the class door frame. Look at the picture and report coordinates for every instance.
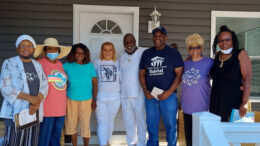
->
[73,4,139,46]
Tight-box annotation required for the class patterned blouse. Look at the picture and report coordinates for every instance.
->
[0,56,48,121]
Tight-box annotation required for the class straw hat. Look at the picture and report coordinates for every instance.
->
[34,38,71,59]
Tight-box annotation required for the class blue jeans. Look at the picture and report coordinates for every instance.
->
[145,93,178,146]
[38,116,65,146]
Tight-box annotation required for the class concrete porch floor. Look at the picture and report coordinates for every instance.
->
[63,110,187,146]
[0,110,187,146]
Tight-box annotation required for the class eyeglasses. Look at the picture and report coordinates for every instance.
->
[189,46,201,50]
[218,38,232,43]
[19,44,34,49]
[75,52,85,55]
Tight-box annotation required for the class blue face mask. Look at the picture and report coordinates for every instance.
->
[47,52,59,60]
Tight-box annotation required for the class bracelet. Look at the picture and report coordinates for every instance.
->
[92,98,97,101]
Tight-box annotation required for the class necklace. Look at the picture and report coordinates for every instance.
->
[128,58,130,62]
[219,54,232,68]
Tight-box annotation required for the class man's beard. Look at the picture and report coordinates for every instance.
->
[125,46,136,53]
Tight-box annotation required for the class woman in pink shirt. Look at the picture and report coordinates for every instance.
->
[35,38,71,146]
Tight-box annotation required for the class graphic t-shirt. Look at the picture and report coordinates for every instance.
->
[139,45,184,92]
[181,57,214,114]
[63,62,97,101]
[23,61,40,96]
[93,59,120,101]
[38,58,67,117]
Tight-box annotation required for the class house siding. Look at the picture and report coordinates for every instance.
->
[0,0,260,109]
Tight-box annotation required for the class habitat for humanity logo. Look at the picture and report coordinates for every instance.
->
[148,56,166,76]
[151,56,164,67]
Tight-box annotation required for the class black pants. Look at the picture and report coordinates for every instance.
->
[183,113,192,146]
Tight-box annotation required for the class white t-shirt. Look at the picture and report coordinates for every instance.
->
[120,47,145,98]
[93,59,120,101]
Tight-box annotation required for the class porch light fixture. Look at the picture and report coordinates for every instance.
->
[148,6,161,33]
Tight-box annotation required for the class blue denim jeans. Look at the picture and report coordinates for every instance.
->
[145,93,178,146]
[38,116,65,146]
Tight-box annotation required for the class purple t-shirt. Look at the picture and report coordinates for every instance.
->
[181,57,214,114]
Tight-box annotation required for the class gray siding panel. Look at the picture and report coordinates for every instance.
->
[0,18,72,28]
[0,2,72,12]
[140,9,211,18]
[0,0,259,61]
[0,10,72,20]
[0,26,72,36]
[0,0,259,59]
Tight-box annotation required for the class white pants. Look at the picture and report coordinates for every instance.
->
[121,96,147,146]
[96,99,121,145]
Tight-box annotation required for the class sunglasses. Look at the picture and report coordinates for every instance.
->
[189,46,201,50]
[218,38,232,43]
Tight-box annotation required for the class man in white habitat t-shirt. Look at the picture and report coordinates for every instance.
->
[120,33,147,146]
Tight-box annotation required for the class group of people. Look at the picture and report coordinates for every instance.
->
[0,25,251,146]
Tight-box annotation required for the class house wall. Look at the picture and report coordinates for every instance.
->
[0,0,260,109]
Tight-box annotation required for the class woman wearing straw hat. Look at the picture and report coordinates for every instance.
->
[35,38,71,146]
[64,43,98,146]
[0,34,48,146]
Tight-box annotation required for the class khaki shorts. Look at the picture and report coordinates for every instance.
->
[65,98,92,138]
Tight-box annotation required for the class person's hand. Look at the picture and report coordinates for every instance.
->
[158,90,172,100]
[91,100,97,111]
[143,89,154,100]
[29,95,42,107]
[29,104,39,115]
[239,103,247,117]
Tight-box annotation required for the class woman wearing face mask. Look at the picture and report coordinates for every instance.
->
[93,42,120,146]
[210,25,252,122]
[35,38,71,146]
[0,34,48,146]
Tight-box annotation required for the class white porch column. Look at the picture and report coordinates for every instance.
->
[192,112,229,146]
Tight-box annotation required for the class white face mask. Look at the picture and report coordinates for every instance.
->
[220,47,233,54]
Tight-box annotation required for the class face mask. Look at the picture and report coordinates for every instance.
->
[47,52,59,60]
[220,47,233,54]
[19,54,34,59]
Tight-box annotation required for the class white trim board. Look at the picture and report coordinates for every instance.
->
[73,4,139,46]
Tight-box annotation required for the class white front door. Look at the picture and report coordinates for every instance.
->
[73,5,139,142]
[74,4,139,61]
[79,13,132,61]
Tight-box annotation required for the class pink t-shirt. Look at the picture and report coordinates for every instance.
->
[38,58,67,117]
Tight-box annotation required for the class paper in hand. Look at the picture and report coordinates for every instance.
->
[14,109,39,132]
[230,109,255,122]
[151,87,164,100]
[18,109,37,126]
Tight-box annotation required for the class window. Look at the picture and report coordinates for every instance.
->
[91,19,122,34]
[211,11,260,100]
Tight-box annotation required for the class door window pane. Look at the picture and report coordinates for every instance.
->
[91,19,122,34]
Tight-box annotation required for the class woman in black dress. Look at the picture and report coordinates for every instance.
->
[210,25,252,122]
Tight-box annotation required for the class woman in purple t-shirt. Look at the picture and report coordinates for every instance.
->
[181,33,214,146]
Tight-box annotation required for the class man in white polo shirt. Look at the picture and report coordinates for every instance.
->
[120,33,147,146]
